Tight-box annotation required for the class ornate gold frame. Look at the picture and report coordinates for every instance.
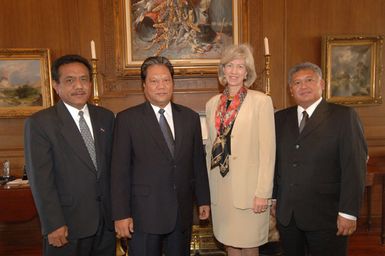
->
[321,35,383,105]
[0,48,53,118]
[114,0,249,76]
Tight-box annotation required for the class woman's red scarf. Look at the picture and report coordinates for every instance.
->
[211,86,247,177]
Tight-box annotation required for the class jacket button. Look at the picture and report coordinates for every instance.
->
[295,144,300,149]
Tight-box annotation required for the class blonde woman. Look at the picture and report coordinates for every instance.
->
[205,44,275,256]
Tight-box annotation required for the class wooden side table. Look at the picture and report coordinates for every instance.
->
[0,184,37,222]
[0,183,42,255]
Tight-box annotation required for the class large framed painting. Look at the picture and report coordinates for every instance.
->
[321,35,383,105]
[0,48,53,118]
[114,0,248,76]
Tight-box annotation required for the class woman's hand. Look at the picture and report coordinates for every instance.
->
[253,196,269,214]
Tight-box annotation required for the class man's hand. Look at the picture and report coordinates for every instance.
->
[199,205,210,220]
[47,225,68,247]
[115,218,134,238]
[253,196,269,213]
[336,215,357,236]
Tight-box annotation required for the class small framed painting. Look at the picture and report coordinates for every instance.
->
[0,48,53,118]
[322,35,383,105]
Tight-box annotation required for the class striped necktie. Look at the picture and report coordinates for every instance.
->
[79,111,97,170]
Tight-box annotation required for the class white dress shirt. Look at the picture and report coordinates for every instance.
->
[296,97,322,125]
[63,102,95,139]
[150,102,175,139]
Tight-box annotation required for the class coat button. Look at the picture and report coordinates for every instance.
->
[295,144,300,149]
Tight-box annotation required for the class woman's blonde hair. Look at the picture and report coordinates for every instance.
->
[218,44,257,87]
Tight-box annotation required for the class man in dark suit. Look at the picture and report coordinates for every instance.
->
[111,56,210,256]
[24,55,116,256]
[273,62,367,256]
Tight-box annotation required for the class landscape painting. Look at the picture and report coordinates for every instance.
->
[0,48,53,118]
[322,35,383,105]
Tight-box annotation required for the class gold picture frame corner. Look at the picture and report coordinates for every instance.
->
[322,35,383,106]
[114,0,247,77]
[0,48,53,118]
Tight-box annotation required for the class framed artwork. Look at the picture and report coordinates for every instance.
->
[321,35,383,105]
[114,0,248,76]
[0,48,53,118]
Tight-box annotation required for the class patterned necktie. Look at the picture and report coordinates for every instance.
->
[158,109,175,157]
[78,111,97,170]
[299,111,309,133]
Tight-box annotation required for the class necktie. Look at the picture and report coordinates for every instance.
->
[158,109,175,157]
[78,111,97,170]
[299,111,309,133]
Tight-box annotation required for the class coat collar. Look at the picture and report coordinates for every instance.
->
[56,100,98,174]
[298,99,330,138]
[88,104,105,177]
[171,102,183,160]
[142,101,182,161]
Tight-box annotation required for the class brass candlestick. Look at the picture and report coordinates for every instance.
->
[91,58,100,106]
[264,54,271,95]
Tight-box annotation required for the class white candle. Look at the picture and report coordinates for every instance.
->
[91,40,96,59]
[264,37,270,55]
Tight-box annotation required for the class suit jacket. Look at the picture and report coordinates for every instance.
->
[110,101,210,234]
[274,100,367,231]
[205,90,276,208]
[24,100,115,239]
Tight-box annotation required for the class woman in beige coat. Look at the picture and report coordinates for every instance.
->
[205,44,275,256]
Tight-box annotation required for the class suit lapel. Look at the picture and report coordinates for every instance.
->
[231,92,253,136]
[300,100,330,138]
[56,101,97,174]
[208,95,220,141]
[89,104,105,177]
[172,103,183,160]
[282,107,301,140]
[142,102,174,160]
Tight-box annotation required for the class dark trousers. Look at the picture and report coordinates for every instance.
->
[129,212,191,256]
[43,218,116,256]
[277,216,348,256]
